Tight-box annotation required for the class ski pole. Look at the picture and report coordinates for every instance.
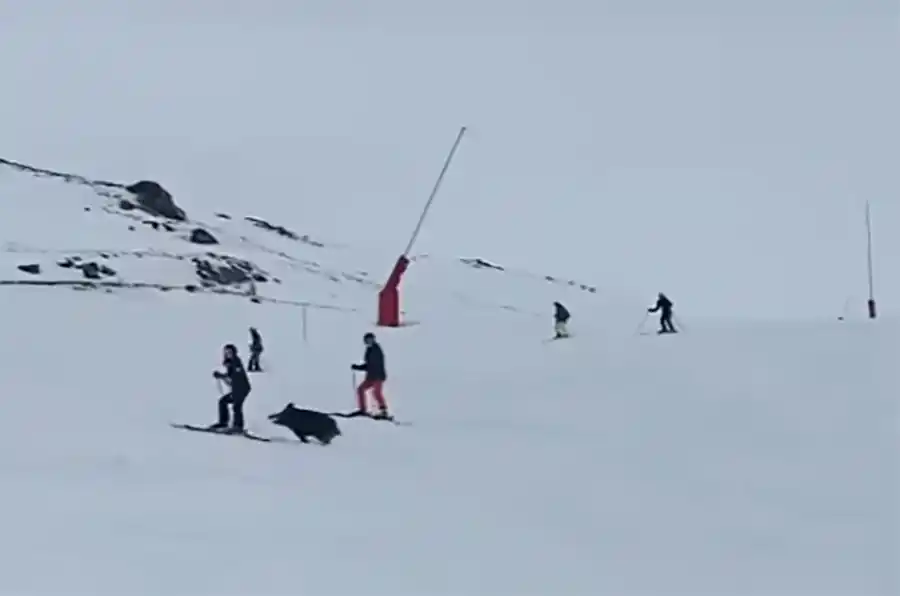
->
[633,312,649,335]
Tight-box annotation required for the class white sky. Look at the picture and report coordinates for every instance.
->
[1,0,897,319]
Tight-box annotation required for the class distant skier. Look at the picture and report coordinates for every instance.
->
[553,301,571,338]
[209,343,252,432]
[648,293,677,334]
[350,332,390,419]
[248,327,263,372]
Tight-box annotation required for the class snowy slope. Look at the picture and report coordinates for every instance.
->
[0,158,896,596]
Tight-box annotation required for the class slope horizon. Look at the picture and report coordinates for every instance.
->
[2,0,897,319]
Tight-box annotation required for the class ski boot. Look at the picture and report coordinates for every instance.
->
[371,408,393,421]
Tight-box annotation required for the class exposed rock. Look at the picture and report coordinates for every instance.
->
[245,216,299,240]
[98,264,118,277]
[81,262,102,279]
[461,257,504,271]
[17,263,41,275]
[125,180,186,221]
[298,234,324,247]
[215,212,232,220]
[78,261,117,280]
[192,255,268,287]
[57,256,85,269]
[189,228,219,245]
[119,199,136,211]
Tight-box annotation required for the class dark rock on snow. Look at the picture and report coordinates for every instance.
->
[461,257,505,271]
[80,262,102,279]
[125,180,186,221]
[189,228,219,245]
[192,255,267,287]
[17,263,41,275]
[245,216,299,240]
[78,261,117,280]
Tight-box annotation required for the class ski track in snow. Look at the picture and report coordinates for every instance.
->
[0,159,897,595]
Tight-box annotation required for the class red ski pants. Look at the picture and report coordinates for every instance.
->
[357,379,387,411]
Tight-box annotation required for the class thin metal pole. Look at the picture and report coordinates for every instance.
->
[302,304,308,343]
[402,126,467,256]
[865,200,874,302]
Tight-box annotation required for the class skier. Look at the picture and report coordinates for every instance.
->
[350,332,390,419]
[209,343,252,432]
[648,292,677,334]
[553,301,571,338]
[248,326,263,372]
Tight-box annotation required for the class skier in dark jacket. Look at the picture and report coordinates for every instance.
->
[248,327,263,372]
[209,343,252,432]
[553,301,571,338]
[648,293,677,334]
[351,332,390,418]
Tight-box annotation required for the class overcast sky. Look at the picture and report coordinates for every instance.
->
[0,0,897,319]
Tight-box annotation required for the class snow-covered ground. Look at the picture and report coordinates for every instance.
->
[0,157,896,595]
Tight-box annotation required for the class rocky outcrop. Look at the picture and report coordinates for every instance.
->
[189,228,218,245]
[245,216,299,240]
[78,261,118,280]
[193,255,268,287]
[55,256,118,279]
[125,180,186,221]
[462,257,597,294]
[17,264,41,275]
[244,216,325,247]
[461,257,505,271]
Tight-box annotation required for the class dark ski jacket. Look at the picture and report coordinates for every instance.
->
[218,355,251,394]
[554,302,570,323]
[649,295,673,315]
[249,328,263,353]
[353,342,386,381]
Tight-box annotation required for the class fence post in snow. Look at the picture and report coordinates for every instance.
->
[302,304,308,343]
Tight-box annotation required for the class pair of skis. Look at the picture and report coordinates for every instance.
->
[328,410,412,426]
[171,411,410,442]
[170,423,277,442]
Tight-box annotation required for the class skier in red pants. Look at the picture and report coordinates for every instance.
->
[351,332,391,419]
